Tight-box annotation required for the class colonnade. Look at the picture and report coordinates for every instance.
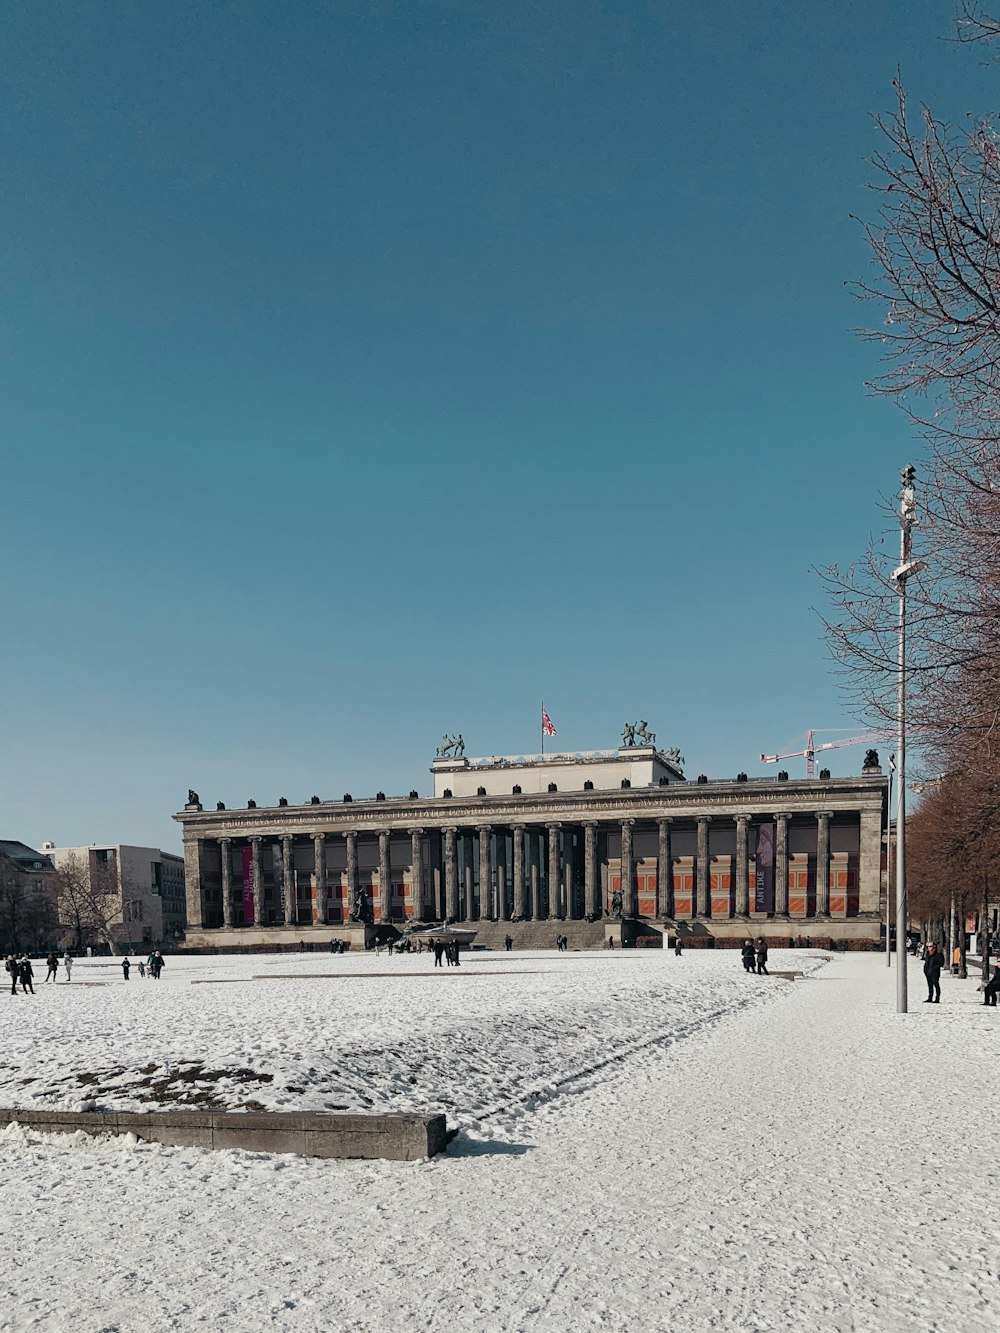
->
[190,809,847,929]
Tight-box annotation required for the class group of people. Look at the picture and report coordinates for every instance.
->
[6,952,75,992]
[432,940,462,967]
[554,934,570,952]
[921,940,1000,1005]
[121,951,165,981]
[741,938,769,975]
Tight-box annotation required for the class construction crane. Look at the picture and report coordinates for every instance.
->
[759,729,889,779]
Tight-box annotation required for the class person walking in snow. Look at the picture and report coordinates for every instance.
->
[6,955,19,995]
[504,934,513,952]
[923,941,943,1003]
[62,953,73,981]
[44,952,58,982]
[741,939,756,973]
[755,938,769,975]
[433,940,444,968]
[122,957,131,981]
[674,935,683,957]
[138,959,146,978]
[18,956,34,994]
[149,951,164,980]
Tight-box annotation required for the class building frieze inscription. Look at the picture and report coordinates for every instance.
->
[181,787,883,843]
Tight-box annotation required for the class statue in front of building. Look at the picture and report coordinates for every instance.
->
[609,890,623,918]
[351,889,374,924]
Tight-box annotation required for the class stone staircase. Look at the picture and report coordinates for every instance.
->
[465,919,609,951]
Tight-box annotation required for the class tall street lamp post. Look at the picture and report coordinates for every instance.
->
[892,464,925,1015]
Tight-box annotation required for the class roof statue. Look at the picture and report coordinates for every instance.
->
[621,721,656,747]
[436,733,466,758]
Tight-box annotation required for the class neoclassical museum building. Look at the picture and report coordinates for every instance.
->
[177,737,888,949]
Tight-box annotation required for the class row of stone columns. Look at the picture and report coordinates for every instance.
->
[206,810,839,927]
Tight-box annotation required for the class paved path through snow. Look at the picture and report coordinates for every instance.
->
[0,952,997,1332]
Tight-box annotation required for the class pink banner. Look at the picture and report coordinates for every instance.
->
[754,824,774,914]
[242,845,255,926]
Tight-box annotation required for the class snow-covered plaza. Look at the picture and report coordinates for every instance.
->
[1,947,997,1332]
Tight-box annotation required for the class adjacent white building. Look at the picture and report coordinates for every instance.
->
[44,844,186,947]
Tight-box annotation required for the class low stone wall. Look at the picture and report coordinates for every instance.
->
[0,1107,447,1161]
[180,925,368,953]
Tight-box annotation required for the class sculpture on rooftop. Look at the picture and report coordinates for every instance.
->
[436,733,466,758]
[621,721,656,747]
[187,790,201,807]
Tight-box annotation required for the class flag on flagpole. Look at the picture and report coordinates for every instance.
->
[541,707,557,737]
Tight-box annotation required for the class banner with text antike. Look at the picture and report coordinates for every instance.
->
[754,823,774,914]
[241,845,254,926]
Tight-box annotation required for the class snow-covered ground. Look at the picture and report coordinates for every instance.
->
[0,949,997,1332]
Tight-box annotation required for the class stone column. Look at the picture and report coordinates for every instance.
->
[858,806,882,916]
[496,829,509,921]
[344,831,358,921]
[530,839,541,920]
[696,817,711,916]
[657,818,673,918]
[477,826,492,921]
[378,830,391,923]
[512,825,526,919]
[547,824,561,919]
[463,839,474,920]
[250,836,264,927]
[583,823,598,919]
[775,814,790,916]
[563,863,573,920]
[219,838,232,928]
[409,828,424,919]
[815,812,831,916]
[444,827,459,919]
[310,834,326,926]
[281,836,294,926]
[620,819,635,917]
[734,816,750,917]
[184,838,206,929]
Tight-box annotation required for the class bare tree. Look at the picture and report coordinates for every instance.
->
[824,7,1000,777]
[55,853,122,954]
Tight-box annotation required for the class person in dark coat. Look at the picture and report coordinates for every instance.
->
[674,936,683,957]
[150,951,165,980]
[433,940,444,968]
[741,940,756,973]
[983,964,1000,1006]
[504,935,513,952]
[923,941,943,1002]
[6,955,19,995]
[44,952,59,982]
[19,956,34,994]
[122,957,131,981]
[755,938,769,975]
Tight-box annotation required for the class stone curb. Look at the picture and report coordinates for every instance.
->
[0,1106,447,1161]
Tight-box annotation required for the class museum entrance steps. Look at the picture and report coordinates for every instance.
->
[464,919,608,951]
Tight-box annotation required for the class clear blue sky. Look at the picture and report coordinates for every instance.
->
[1,1,989,852]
